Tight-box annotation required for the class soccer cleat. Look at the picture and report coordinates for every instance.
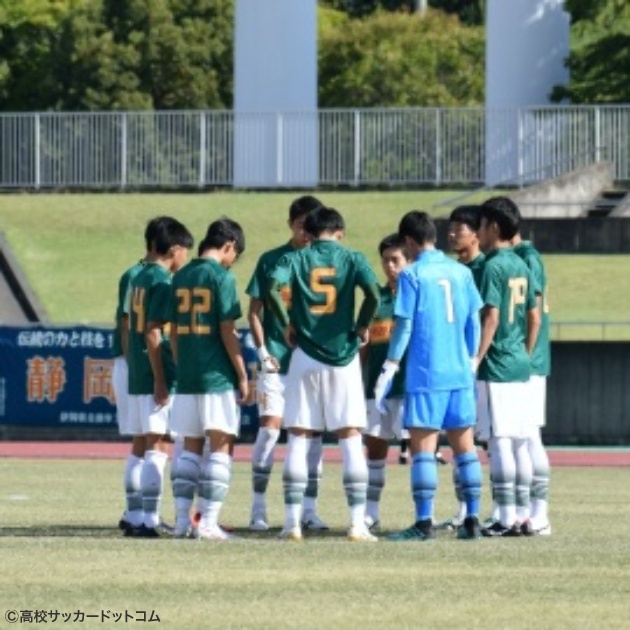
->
[533,522,552,536]
[364,514,381,532]
[436,514,465,531]
[520,520,536,537]
[347,525,378,542]
[277,526,303,542]
[301,513,330,531]
[435,451,448,466]
[457,516,481,540]
[197,525,236,541]
[249,514,270,531]
[398,452,409,465]
[388,520,436,542]
[481,521,522,538]
[482,515,497,528]
[156,519,174,537]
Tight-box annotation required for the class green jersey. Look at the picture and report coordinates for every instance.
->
[465,253,486,290]
[246,242,297,375]
[365,285,406,399]
[112,260,144,357]
[514,241,551,377]
[477,248,537,383]
[171,258,242,394]
[127,263,176,395]
[271,239,379,367]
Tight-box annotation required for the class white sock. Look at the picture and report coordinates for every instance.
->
[340,435,368,528]
[513,437,533,523]
[366,458,386,522]
[251,427,281,513]
[124,454,144,527]
[283,434,309,530]
[200,452,232,530]
[456,501,467,522]
[304,435,324,516]
[195,440,211,513]
[141,449,168,528]
[490,437,517,527]
[173,450,201,531]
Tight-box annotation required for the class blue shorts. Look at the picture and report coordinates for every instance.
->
[403,388,476,431]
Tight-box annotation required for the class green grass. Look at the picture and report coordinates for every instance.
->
[1,459,630,629]
[0,192,629,338]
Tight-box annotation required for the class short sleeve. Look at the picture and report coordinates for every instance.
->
[353,252,378,291]
[394,271,417,320]
[147,279,173,323]
[217,272,243,322]
[245,258,264,299]
[526,254,544,296]
[479,263,502,310]
[270,253,294,288]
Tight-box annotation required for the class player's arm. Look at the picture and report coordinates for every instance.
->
[354,254,381,345]
[465,273,483,366]
[169,286,179,366]
[476,264,501,365]
[120,283,132,357]
[525,270,541,354]
[266,255,293,333]
[146,321,168,406]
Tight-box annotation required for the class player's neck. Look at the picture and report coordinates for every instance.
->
[387,279,397,293]
[494,240,512,250]
[200,249,223,264]
[457,247,480,264]
[144,253,160,265]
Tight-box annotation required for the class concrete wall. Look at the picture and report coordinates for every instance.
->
[510,161,615,217]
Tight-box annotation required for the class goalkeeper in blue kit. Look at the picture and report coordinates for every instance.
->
[375,211,484,541]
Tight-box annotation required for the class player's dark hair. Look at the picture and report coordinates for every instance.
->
[152,217,194,255]
[378,233,409,259]
[289,195,323,222]
[398,211,436,245]
[303,206,345,238]
[449,205,481,231]
[144,216,170,250]
[479,197,521,240]
[198,218,245,257]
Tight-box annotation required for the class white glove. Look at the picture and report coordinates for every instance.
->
[471,356,479,374]
[374,360,399,414]
[257,346,279,373]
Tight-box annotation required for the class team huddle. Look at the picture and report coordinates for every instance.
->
[111,194,551,542]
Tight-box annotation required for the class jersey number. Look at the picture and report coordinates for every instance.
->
[176,288,212,334]
[508,278,527,324]
[310,267,337,314]
[132,288,145,333]
[438,279,454,323]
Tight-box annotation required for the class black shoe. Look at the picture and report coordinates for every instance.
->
[435,451,448,466]
[481,521,522,537]
[133,524,162,538]
[398,453,409,465]
[520,520,535,537]
[457,516,481,540]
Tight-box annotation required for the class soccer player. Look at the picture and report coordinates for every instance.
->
[437,204,486,530]
[126,217,193,537]
[376,211,483,541]
[475,197,541,537]
[513,225,552,535]
[268,206,380,542]
[113,217,161,533]
[170,219,249,540]
[246,195,328,531]
[362,233,410,530]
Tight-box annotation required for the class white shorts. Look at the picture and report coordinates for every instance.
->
[365,398,404,441]
[476,381,536,441]
[257,372,286,419]
[529,375,547,427]
[171,392,240,438]
[128,394,172,436]
[283,348,366,432]
[112,357,131,436]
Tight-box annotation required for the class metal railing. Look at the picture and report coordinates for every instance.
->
[0,105,629,189]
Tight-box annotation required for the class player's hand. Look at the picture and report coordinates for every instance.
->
[357,327,370,347]
[153,382,170,408]
[284,324,297,349]
[236,375,253,406]
[471,356,479,374]
[374,360,399,414]
[258,346,280,373]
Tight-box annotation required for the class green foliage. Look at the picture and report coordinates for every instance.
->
[553,0,630,103]
[319,9,484,107]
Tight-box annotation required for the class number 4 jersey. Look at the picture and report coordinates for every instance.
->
[127,262,176,395]
[271,239,378,367]
[170,257,242,393]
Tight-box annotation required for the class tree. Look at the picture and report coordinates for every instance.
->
[552,0,630,103]
[319,9,484,107]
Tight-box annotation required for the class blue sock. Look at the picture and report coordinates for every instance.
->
[455,451,482,518]
[411,452,437,522]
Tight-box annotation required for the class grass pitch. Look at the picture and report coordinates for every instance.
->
[0,192,629,338]
[1,458,630,629]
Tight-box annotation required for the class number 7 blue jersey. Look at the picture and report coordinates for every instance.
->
[395,249,483,393]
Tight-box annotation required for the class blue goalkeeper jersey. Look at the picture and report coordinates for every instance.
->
[395,249,482,393]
